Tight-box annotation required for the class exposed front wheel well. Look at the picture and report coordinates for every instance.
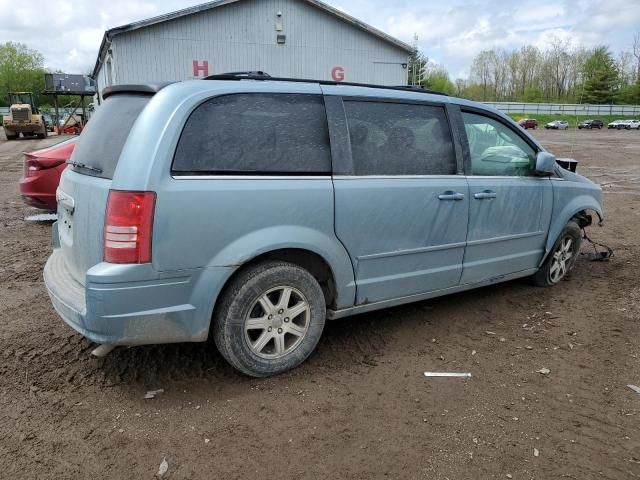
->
[572,208,603,228]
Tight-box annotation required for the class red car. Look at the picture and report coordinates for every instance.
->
[19,137,77,210]
[518,118,538,129]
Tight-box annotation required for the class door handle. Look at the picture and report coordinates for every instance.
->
[473,190,497,200]
[438,191,465,201]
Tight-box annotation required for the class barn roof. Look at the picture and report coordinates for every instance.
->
[92,0,413,78]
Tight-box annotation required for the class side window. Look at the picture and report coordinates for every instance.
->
[462,112,536,176]
[344,101,456,176]
[172,93,331,174]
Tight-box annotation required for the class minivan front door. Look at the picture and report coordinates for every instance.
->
[332,99,468,305]
[460,111,553,284]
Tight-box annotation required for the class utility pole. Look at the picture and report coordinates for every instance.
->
[412,33,419,86]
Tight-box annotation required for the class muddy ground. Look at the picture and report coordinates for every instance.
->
[0,128,639,480]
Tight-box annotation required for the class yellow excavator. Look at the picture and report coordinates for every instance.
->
[3,92,47,140]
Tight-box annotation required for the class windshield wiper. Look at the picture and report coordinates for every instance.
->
[66,160,103,174]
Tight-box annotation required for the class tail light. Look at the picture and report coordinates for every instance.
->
[23,155,66,177]
[104,190,156,264]
[24,158,41,177]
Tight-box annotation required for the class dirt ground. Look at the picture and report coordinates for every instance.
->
[0,128,639,480]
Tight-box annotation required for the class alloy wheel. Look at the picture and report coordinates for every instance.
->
[549,236,576,283]
[244,286,311,359]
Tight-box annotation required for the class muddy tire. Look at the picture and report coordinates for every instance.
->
[531,221,582,287]
[213,261,326,377]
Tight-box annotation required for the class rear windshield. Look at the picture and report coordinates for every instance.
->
[70,94,150,179]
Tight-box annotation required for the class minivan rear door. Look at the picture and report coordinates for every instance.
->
[326,94,468,305]
[56,93,151,284]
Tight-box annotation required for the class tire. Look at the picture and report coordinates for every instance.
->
[213,261,326,377]
[531,221,582,287]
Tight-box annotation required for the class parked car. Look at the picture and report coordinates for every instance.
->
[577,119,603,129]
[623,119,640,130]
[518,118,538,129]
[608,119,627,129]
[43,76,603,377]
[20,137,77,210]
[545,120,569,130]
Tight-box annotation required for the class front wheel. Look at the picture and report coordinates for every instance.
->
[531,221,582,287]
[213,261,326,377]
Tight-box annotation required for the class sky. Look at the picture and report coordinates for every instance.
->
[0,0,639,79]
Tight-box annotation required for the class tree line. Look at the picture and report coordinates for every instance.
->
[409,34,640,105]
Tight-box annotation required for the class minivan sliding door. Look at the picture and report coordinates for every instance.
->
[329,97,469,305]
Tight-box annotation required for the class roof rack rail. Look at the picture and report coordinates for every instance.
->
[202,72,449,96]
[206,71,271,80]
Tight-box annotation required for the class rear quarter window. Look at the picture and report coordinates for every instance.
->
[172,93,331,175]
[70,94,150,179]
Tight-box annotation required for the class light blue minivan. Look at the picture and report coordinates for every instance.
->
[44,74,603,376]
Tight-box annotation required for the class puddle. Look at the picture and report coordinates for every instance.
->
[24,213,57,222]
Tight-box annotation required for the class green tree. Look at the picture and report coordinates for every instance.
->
[523,86,543,102]
[581,46,619,104]
[422,66,456,94]
[617,80,640,104]
[0,42,45,107]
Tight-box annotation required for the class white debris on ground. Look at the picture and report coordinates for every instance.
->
[144,389,165,399]
[156,457,168,477]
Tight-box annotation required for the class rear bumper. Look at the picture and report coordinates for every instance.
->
[43,247,234,346]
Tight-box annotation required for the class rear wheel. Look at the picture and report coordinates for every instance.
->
[213,261,326,377]
[531,221,581,287]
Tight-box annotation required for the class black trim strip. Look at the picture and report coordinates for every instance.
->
[324,96,353,176]
[169,170,330,176]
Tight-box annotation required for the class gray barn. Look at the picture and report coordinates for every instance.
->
[92,0,412,99]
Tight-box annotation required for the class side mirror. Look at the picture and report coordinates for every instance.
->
[535,151,556,176]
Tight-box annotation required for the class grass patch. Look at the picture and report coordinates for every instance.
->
[505,113,639,128]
